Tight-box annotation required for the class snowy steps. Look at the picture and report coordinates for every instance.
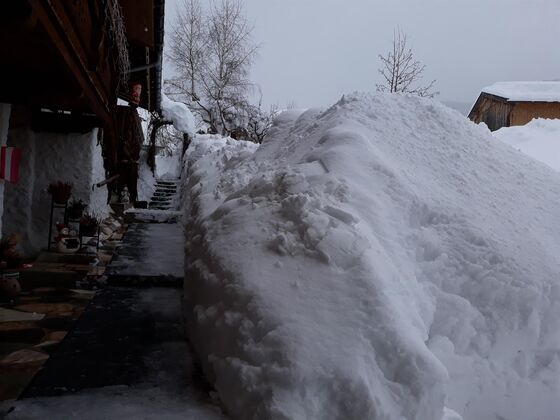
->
[148,179,179,211]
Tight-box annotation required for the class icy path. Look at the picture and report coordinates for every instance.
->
[3,288,225,419]
[106,223,184,282]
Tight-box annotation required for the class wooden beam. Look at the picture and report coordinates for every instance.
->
[31,110,102,133]
[31,0,112,124]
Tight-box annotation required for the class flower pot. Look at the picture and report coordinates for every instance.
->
[0,271,21,297]
[57,237,80,254]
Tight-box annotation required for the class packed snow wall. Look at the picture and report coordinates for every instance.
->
[182,94,560,420]
[0,103,10,235]
[2,128,106,255]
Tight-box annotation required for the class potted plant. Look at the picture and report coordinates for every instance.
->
[79,212,99,237]
[67,199,87,220]
[0,234,24,298]
[48,181,73,204]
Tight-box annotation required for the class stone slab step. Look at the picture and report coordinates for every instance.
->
[155,182,178,187]
[154,188,177,193]
[19,270,83,290]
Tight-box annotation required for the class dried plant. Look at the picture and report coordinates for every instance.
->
[47,181,73,203]
[79,212,100,235]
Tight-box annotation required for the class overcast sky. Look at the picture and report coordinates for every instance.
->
[163,0,560,110]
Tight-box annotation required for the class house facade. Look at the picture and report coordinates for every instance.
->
[0,0,165,254]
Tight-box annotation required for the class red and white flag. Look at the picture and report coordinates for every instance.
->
[0,147,22,184]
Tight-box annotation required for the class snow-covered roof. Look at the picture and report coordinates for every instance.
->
[481,81,560,102]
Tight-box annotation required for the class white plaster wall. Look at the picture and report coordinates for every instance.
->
[89,132,109,217]
[2,128,106,255]
[2,128,36,252]
[0,103,11,236]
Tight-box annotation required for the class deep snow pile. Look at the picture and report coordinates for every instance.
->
[137,149,156,202]
[161,93,196,134]
[183,94,560,420]
[494,118,560,172]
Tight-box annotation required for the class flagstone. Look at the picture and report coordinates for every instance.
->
[0,349,48,366]
[0,308,44,323]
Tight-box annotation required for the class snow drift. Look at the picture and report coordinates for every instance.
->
[494,118,560,172]
[182,94,560,420]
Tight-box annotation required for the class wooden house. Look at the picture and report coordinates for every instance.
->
[468,82,560,131]
[0,0,165,253]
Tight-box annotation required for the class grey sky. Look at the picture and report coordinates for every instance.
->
[163,0,560,109]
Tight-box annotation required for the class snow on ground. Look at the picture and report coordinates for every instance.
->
[137,149,156,202]
[3,385,224,420]
[494,118,560,172]
[182,93,560,420]
[124,208,181,223]
[138,151,180,202]
[156,153,181,179]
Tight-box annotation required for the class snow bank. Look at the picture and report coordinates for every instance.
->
[156,153,180,179]
[494,118,560,171]
[162,93,196,135]
[183,93,560,420]
[137,149,156,202]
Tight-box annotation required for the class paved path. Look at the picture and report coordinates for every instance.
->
[1,180,226,419]
[4,288,224,419]
[106,223,184,284]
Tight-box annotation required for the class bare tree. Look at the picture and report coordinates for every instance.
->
[376,29,438,98]
[167,0,259,135]
[286,99,298,110]
[168,0,206,103]
[246,103,278,144]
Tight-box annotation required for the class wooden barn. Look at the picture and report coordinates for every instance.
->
[468,82,560,131]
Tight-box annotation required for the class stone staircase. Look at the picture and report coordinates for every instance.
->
[149,179,179,211]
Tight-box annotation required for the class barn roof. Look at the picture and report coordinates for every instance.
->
[481,81,560,103]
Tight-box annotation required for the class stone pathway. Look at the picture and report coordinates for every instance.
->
[0,288,94,401]
[3,288,224,420]
[0,212,128,404]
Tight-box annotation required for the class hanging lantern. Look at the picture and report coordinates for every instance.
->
[0,147,21,184]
